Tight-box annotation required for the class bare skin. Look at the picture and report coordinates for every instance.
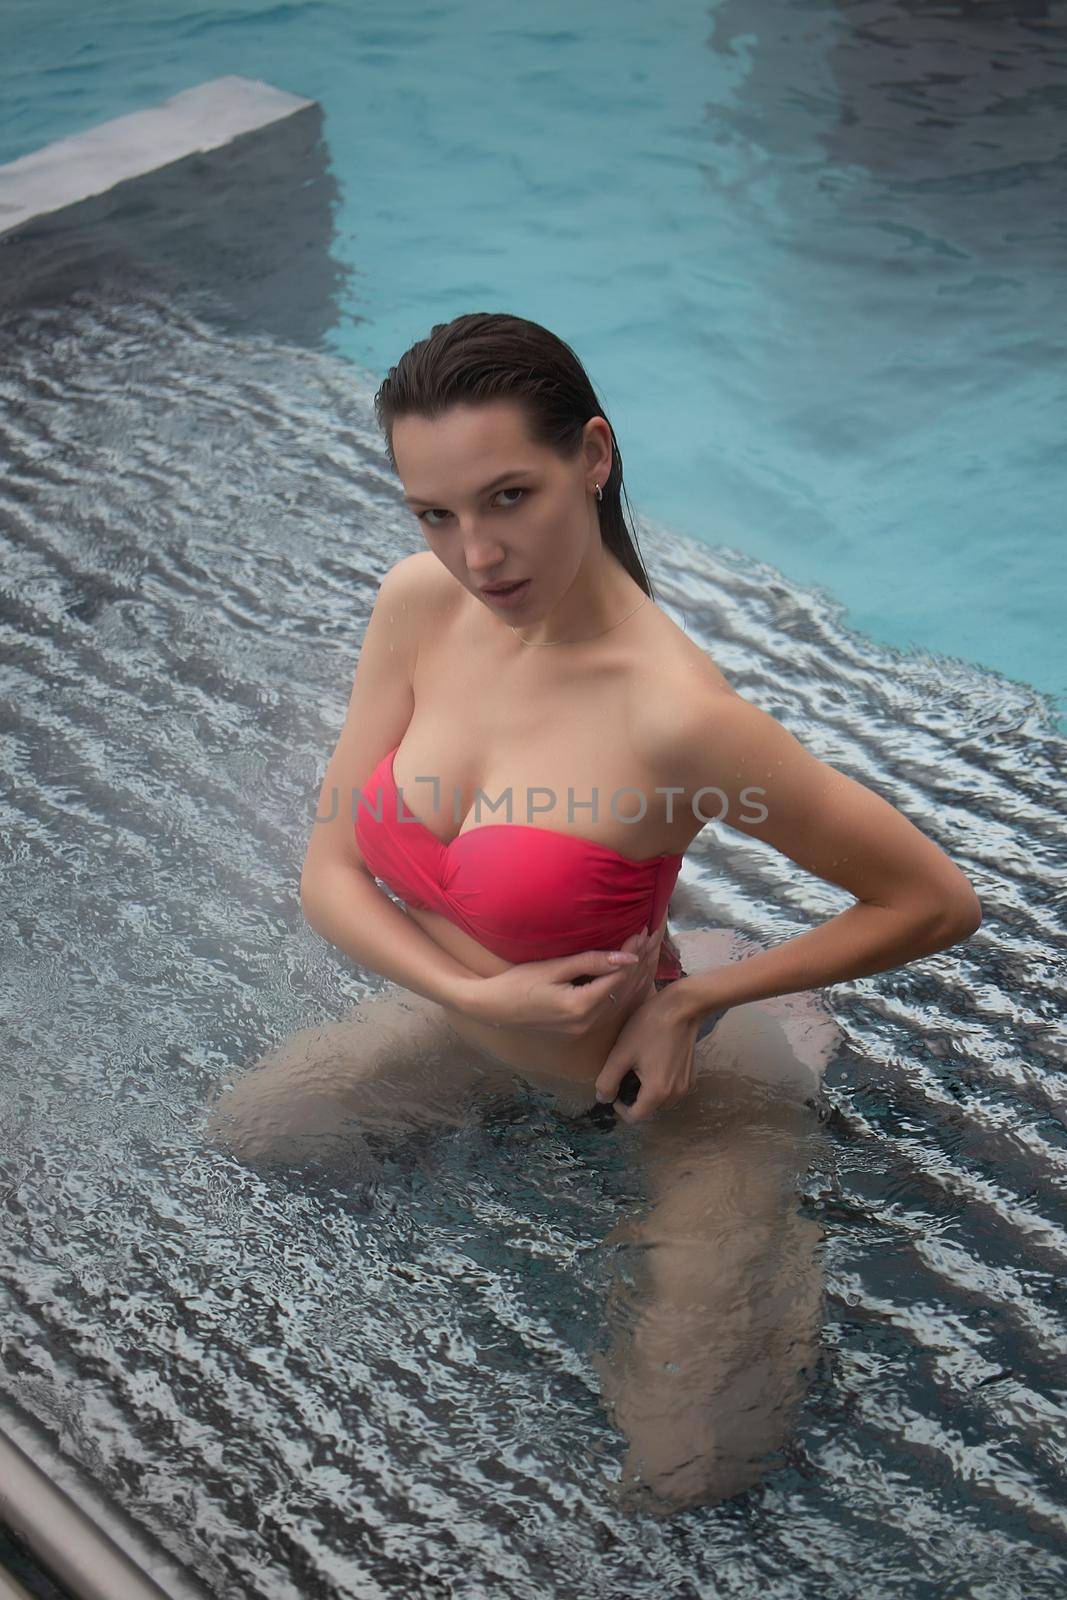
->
[381,547,723,1083]
[206,397,979,1509]
[204,925,836,1512]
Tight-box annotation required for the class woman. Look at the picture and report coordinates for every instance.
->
[208,312,982,1510]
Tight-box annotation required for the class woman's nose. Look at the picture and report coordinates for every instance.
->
[466,545,509,577]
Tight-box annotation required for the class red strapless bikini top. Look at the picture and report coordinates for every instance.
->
[353,744,684,980]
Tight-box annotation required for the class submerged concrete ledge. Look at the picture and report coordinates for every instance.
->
[0,76,315,240]
[0,1396,211,1600]
[0,75,347,342]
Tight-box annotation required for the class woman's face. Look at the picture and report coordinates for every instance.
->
[391,400,611,622]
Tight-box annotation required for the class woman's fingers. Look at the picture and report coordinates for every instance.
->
[569,938,657,1023]
[559,947,639,984]
[550,930,660,1033]
[616,931,658,992]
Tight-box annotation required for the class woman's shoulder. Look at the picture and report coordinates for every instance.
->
[379,549,452,602]
[635,603,735,700]
[375,551,465,642]
[628,609,737,763]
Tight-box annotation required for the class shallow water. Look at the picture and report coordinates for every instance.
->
[1,286,1066,1595]
[4,0,1065,723]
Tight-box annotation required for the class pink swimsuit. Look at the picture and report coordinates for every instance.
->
[353,744,685,983]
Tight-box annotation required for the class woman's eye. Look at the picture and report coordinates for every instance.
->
[418,487,526,527]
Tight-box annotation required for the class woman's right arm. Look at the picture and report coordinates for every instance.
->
[300,866,484,1010]
[298,554,483,1010]
[299,553,650,1025]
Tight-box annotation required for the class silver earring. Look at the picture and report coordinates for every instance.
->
[594,482,603,502]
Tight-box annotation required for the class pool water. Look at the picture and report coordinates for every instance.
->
[0,0,1063,726]
[1,3,1066,1597]
[0,283,1063,1596]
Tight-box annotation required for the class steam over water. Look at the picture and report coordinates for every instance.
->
[1,288,1065,1596]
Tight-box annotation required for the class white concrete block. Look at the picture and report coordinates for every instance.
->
[0,75,316,240]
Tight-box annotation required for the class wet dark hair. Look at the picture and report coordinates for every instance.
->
[373,310,660,599]
[373,311,684,976]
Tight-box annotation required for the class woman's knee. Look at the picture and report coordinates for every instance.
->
[203,990,490,1166]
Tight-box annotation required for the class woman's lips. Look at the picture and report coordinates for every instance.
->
[481,579,531,609]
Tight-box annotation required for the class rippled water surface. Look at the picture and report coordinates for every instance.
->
[1,288,1066,1597]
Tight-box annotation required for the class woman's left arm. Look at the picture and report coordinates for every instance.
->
[595,690,982,1120]
[658,688,983,1027]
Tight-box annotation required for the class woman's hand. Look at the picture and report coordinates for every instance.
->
[466,929,660,1038]
[593,987,703,1124]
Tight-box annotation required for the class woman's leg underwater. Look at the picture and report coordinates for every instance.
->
[203,985,512,1173]
[594,928,839,1512]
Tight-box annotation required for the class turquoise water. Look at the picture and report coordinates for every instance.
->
[2,5,1067,1598]
[2,0,1063,726]
[1,278,1064,1600]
